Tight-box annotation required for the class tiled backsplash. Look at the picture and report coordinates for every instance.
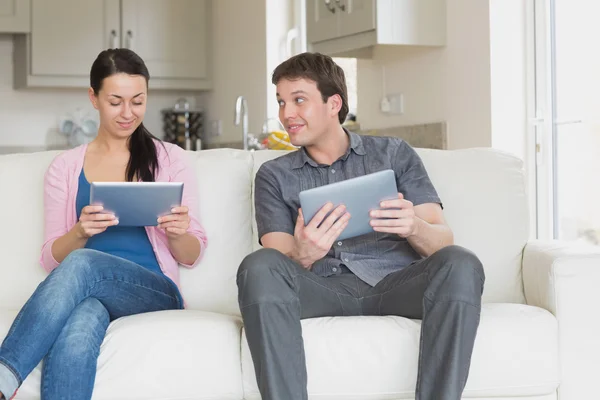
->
[358,122,447,150]
[202,122,447,151]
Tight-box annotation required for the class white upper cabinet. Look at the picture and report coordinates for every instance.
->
[121,0,208,82]
[30,0,119,77]
[14,0,211,90]
[0,0,30,33]
[306,0,446,57]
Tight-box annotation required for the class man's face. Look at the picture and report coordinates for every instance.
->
[276,77,339,147]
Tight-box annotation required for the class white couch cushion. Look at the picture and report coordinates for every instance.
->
[0,152,61,310]
[179,149,254,315]
[241,304,559,399]
[418,148,529,304]
[1,310,244,400]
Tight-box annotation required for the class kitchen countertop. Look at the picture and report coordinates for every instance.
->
[0,146,69,155]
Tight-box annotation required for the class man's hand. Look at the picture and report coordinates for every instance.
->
[292,203,350,269]
[369,193,419,238]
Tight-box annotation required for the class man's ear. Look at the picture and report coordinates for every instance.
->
[328,93,342,118]
[88,87,99,110]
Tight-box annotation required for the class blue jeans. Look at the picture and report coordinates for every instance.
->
[0,249,183,400]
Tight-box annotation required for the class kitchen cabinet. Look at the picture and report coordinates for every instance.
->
[14,0,211,90]
[306,0,445,58]
[0,0,30,33]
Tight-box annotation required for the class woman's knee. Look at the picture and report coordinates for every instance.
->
[56,249,99,277]
[56,298,109,355]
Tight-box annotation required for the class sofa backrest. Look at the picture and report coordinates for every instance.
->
[0,146,528,315]
[250,148,529,306]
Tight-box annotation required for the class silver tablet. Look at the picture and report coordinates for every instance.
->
[299,169,398,241]
[89,182,184,227]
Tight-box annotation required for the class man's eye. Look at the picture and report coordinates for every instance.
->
[295,98,305,104]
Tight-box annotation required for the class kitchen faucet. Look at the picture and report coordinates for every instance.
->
[234,95,248,150]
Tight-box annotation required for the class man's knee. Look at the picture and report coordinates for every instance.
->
[237,248,298,306]
[427,245,485,302]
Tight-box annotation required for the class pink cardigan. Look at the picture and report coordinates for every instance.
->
[39,141,208,291]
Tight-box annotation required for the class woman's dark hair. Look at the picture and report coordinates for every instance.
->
[90,48,160,182]
[272,52,349,124]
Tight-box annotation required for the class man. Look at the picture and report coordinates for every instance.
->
[237,52,484,400]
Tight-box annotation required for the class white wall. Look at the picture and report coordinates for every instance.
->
[489,0,528,161]
[0,35,202,148]
[266,0,294,122]
[356,0,492,150]
[204,0,268,145]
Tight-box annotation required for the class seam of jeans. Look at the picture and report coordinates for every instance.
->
[40,345,54,395]
[0,359,21,387]
[293,273,362,299]
[239,298,300,310]
[361,269,429,301]
[423,293,482,309]
[3,294,35,342]
[86,277,180,305]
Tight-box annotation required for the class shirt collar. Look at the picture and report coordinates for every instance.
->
[291,129,366,169]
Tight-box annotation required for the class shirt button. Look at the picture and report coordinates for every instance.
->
[331,169,336,174]
[337,241,342,246]
[332,267,338,272]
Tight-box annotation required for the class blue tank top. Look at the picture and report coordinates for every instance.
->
[76,169,162,275]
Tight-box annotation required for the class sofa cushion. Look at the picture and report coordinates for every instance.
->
[241,304,559,399]
[417,148,529,304]
[0,152,61,310]
[0,310,244,400]
[179,149,254,315]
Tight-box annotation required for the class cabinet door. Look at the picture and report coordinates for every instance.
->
[121,0,208,80]
[31,0,119,76]
[306,0,339,43]
[339,0,376,37]
[0,0,30,32]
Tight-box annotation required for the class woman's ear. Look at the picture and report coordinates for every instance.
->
[88,87,99,110]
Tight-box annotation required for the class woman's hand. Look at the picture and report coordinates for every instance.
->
[77,205,118,239]
[157,206,190,239]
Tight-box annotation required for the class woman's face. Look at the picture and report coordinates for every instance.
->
[89,73,148,139]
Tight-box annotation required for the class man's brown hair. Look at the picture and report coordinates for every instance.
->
[272,52,349,124]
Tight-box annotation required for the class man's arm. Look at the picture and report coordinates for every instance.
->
[370,194,453,258]
[407,202,454,257]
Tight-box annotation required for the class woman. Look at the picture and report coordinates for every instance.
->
[0,48,207,400]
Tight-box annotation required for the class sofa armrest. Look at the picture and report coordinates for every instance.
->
[523,240,600,400]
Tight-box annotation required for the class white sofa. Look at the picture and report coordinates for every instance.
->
[0,147,598,400]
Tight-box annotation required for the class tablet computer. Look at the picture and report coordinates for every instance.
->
[89,182,184,227]
[299,169,398,241]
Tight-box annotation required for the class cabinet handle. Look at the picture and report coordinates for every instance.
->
[110,29,119,49]
[324,0,336,13]
[126,30,135,49]
[335,0,346,11]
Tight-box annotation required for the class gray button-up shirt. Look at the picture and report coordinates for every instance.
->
[254,131,442,286]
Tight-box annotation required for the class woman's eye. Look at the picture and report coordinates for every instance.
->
[110,103,120,107]
[133,102,143,106]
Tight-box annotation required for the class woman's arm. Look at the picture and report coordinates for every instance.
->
[158,145,207,267]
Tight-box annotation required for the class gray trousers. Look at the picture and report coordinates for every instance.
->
[237,245,484,400]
